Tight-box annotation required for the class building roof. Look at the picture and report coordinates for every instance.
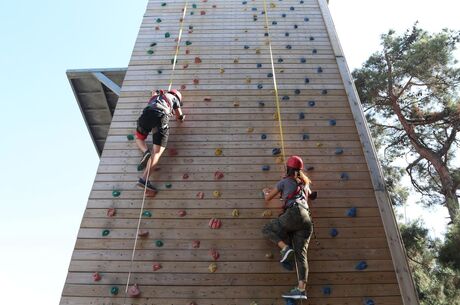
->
[66,68,127,156]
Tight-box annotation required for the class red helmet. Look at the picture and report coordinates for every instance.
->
[286,155,304,170]
[168,89,182,102]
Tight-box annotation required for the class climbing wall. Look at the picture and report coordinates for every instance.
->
[61,0,418,305]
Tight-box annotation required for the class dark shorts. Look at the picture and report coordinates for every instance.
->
[136,107,170,147]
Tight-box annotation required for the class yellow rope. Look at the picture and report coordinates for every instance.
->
[168,1,189,91]
[262,0,286,165]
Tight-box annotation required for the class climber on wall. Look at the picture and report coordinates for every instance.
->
[262,155,313,300]
[135,89,185,192]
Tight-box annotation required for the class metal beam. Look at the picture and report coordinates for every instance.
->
[92,72,121,96]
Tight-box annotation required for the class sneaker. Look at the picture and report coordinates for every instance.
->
[280,246,294,263]
[136,178,157,192]
[138,150,151,171]
[282,287,308,300]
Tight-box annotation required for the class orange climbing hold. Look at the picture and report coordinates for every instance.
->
[214,171,224,180]
[107,208,116,217]
[127,284,141,297]
[208,218,222,229]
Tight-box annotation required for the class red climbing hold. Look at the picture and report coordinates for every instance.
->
[138,230,149,237]
[196,192,205,199]
[193,79,199,85]
[200,10,206,15]
[178,210,187,217]
[153,263,162,271]
[208,218,222,229]
[92,272,101,282]
[181,84,187,90]
[214,171,224,180]
[146,189,157,197]
[204,96,212,102]
[212,5,217,8]
[127,284,141,297]
[194,57,202,64]
[185,49,190,55]
[168,148,178,156]
[107,208,116,217]
[155,26,160,30]
[183,64,189,69]
[192,240,201,248]
[183,173,189,179]
[210,248,220,261]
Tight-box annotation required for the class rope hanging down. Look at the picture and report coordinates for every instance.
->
[123,2,189,303]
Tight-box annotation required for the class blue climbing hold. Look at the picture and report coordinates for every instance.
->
[257,63,262,68]
[264,32,269,36]
[298,112,305,120]
[340,173,349,181]
[285,32,289,37]
[158,70,163,74]
[261,134,267,140]
[252,7,257,11]
[282,96,290,101]
[309,36,314,41]
[300,57,306,63]
[304,17,309,22]
[300,0,304,3]
[329,119,337,126]
[364,299,375,305]
[282,13,286,18]
[244,45,250,49]
[305,78,310,84]
[272,148,281,156]
[335,148,344,155]
[294,24,298,29]
[257,84,263,89]
[150,42,157,47]
[355,260,368,270]
[317,67,323,73]
[294,89,300,95]
[262,165,270,171]
[272,21,277,25]
[306,165,314,171]
[347,207,357,217]
[322,89,328,95]
[330,228,339,237]
[302,134,309,140]
[259,101,265,107]
[278,58,284,63]
[286,45,292,49]
[242,1,247,4]
[267,72,273,78]
[312,49,318,54]
[290,6,295,10]
[322,286,332,295]
[192,3,197,8]
[308,100,316,107]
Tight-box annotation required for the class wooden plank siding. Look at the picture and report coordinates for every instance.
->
[61,0,413,304]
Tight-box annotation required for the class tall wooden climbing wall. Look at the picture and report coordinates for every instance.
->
[61,0,418,304]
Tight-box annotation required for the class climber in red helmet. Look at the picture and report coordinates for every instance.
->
[135,89,185,192]
[262,155,313,300]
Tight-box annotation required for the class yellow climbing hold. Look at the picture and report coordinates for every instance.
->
[247,127,254,133]
[215,148,223,156]
[208,263,217,273]
[276,156,284,164]
[270,2,276,8]
[265,252,274,259]
[262,210,273,217]
[273,113,279,120]
[213,191,221,198]
[232,209,240,217]
[220,68,225,74]
[233,100,240,107]
[255,48,261,54]
[245,77,251,84]
[316,142,323,148]
[250,301,259,305]
[233,57,239,64]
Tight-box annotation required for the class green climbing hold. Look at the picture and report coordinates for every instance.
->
[165,32,170,38]
[110,286,119,295]
[127,134,135,140]
[142,210,152,217]
[102,229,110,237]
[185,41,192,46]
[161,3,167,6]
[147,49,154,55]
[150,42,157,47]
[192,4,197,8]
[156,18,162,23]
[155,240,164,247]
[171,58,177,64]
[165,183,172,189]
[190,11,194,15]
[112,190,121,197]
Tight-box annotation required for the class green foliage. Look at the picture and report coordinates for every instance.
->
[439,219,460,270]
[400,221,460,305]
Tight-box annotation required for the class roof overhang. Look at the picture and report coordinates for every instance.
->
[67,68,127,156]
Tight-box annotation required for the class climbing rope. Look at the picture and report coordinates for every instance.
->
[262,0,286,165]
[123,2,189,303]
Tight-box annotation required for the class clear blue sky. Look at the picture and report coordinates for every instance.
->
[0,1,458,304]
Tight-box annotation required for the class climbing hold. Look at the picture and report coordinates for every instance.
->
[317,67,323,73]
[285,32,289,37]
[233,100,240,107]
[304,17,310,21]
[208,263,217,273]
[322,286,332,295]
[150,42,157,47]
[110,286,119,295]
[165,183,172,189]
[335,148,344,155]
[257,84,263,89]
[256,63,262,68]
[142,210,152,217]
[265,252,274,259]
[244,45,250,49]
[300,0,305,3]
[92,272,101,282]
[170,58,178,65]
[347,207,357,217]
[295,89,301,95]
[305,78,310,84]
[329,119,337,126]
[102,229,110,237]
[232,209,240,217]
[261,134,267,140]
[181,84,186,90]
[262,165,270,171]
[185,41,192,46]
[330,228,339,237]
[161,2,166,6]
[247,127,254,133]
[153,263,162,271]
[262,210,273,217]
[203,97,212,102]
[138,230,149,237]
[178,210,186,217]
[157,70,163,74]
[155,26,160,30]
[246,77,252,84]
[306,166,315,171]
[250,302,259,305]
[276,156,284,164]
[214,171,224,180]
[278,58,284,63]
[282,13,286,18]
[183,64,189,69]
[258,101,265,107]
[255,48,261,54]
[286,45,292,49]
[298,112,305,120]
[233,57,239,64]
[127,284,141,297]
[312,49,318,54]
[300,58,306,63]
[208,218,222,229]
[212,191,221,198]
[264,32,269,37]
[308,100,316,107]
[210,248,220,260]
[192,3,197,8]
[364,299,375,305]
[190,11,194,15]
[282,96,290,101]
[272,148,281,156]
[272,21,277,25]
[194,57,202,64]
[322,89,328,95]
[309,36,315,41]
[107,208,116,217]
[267,72,273,78]
[165,32,170,38]
[155,240,164,247]
[192,240,201,248]
[215,148,223,156]
[219,68,225,74]
[302,134,310,140]
[294,24,298,29]
[355,260,368,270]
[146,49,154,55]
[112,190,121,197]
[196,192,205,199]
[183,173,189,180]
[270,2,276,8]
[193,79,199,85]
[200,10,206,15]
[156,18,162,23]
[252,7,257,11]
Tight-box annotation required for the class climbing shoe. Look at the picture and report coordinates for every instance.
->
[282,287,308,300]
[279,246,294,263]
[136,178,157,192]
[138,150,151,171]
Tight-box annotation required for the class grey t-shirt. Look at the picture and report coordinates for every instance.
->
[276,177,310,206]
